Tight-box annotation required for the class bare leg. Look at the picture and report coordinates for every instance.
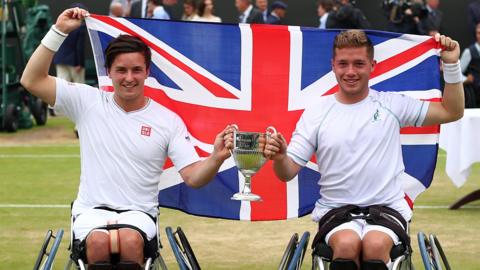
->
[119,228,144,265]
[362,230,393,263]
[328,229,362,267]
[86,231,110,263]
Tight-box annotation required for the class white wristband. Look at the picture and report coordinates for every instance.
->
[41,25,68,52]
[443,61,462,84]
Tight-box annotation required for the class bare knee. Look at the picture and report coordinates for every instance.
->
[362,231,393,262]
[329,230,362,260]
[119,229,144,264]
[86,231,110,263]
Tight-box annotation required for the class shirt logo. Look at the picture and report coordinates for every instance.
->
[141,125,152,136]
[372,109,381,122]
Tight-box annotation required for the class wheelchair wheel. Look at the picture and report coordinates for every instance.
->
[287,231,310,270]
[417,231,436,270]
[33,229,64,270]
[176,227,200,270]
[429,234,451,270]
[278,233,298,270]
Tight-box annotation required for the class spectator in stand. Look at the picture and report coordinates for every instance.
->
[256,0,269,22]
[235,0,264,24]
[333,0,370,29]
[461,22,480,108]
[109,1,125,17]
[266,1,287,25]
[194,0,222,23]
[147,0,170,19]
[419,0,442,36]
[317,0,336,29]
[182,0,200,21]
[382,0,428,34]
[468,0,480,41]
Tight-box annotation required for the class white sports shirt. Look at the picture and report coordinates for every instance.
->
[287,90,430,222]
[54,79,200,217]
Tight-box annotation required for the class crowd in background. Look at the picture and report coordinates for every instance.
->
[100,0,480,108]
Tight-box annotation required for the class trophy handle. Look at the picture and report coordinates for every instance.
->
[230,124,239,154]
[266,126,277,136]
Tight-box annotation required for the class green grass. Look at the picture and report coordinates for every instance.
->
[1,116,480,269]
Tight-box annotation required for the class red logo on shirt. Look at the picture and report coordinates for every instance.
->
[141,125,152,136]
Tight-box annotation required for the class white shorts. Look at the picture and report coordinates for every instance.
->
[73,208,156,241]
[324,218,403,246]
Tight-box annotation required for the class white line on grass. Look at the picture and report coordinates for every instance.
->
[0,204,479,209]
[0,144,79,148]
[0,154,80,158]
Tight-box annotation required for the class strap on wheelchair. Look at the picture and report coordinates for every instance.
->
[361,259,388,270]
[329,258,358,270]
[311,204,410,253]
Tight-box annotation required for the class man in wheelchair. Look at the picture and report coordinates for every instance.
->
[21,7,235,270]
[265,29,464,269]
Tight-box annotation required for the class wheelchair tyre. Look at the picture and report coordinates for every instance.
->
[417,232,435,270]
[287,231,310,270]
[33,230,53,270]
[177,227,200,270]
[430,234,451,270]
[278,233,298,270]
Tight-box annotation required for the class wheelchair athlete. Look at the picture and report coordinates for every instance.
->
[21,7,234,270]
[265,29,464,269]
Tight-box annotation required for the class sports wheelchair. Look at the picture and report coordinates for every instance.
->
[278,231,310,270]
[310,205,414,270]
[417,232,451,270]
[64,213,168,270]
[33,229,64,270]
[165,226,200,270]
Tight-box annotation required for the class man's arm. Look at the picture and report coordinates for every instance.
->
[178,125,234,188]
[422,34,465,126]
[265,133,302,181]
[20,8,89,106]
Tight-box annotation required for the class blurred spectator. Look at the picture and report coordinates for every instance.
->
[461,22,480,108]
[147,0,170,19]
[382,0,428,34]
[332,0,370,29]
[317,0,335,29]
[235,0,264,24]
[256,0,269,22]
[130,0,147,18]
[266,1,287,25]
[468,0,480,41]
[110,1,125,17]
[194,0,222,23]
[419,0,442,36]
[182,0,200,21]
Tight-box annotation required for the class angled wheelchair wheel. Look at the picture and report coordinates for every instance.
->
[287,231,310,270]
[33,229,64,270]
[417,231,436,270]
[166,226,200,270]
[429,234,451,270]
[278,233,298,270]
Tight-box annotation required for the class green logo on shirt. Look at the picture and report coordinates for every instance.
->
[373,109,381,122]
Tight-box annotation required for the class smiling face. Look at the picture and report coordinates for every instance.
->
[332,46,375,104]
[108,52,150,111]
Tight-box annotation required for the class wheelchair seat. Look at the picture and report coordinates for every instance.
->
[311,240,412,270]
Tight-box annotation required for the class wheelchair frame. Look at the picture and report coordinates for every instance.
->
[33,229,64,270]
[63,214,168,270]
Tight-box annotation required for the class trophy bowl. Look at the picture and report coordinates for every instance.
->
[231,126,276,201]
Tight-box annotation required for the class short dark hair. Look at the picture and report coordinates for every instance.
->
[104,35,152,70]
[333,30,374,60]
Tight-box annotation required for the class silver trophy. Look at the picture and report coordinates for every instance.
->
[231,125,277,201]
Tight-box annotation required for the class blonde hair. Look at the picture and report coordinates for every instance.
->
[333,30,374,60]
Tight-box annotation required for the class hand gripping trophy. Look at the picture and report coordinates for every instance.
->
[230,125,277,201]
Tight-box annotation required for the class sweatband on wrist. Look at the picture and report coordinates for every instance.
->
[41,25,68,52]
[443,61,462,84]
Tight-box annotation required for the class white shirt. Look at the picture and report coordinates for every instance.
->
[287,90,429,222]
[460,42,480,73]
[239,4,253,23]
[152,6,170,20]
[319,13,329,29]
[54,79,200,217]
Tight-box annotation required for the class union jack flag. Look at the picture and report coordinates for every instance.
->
[85,15,441,221]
